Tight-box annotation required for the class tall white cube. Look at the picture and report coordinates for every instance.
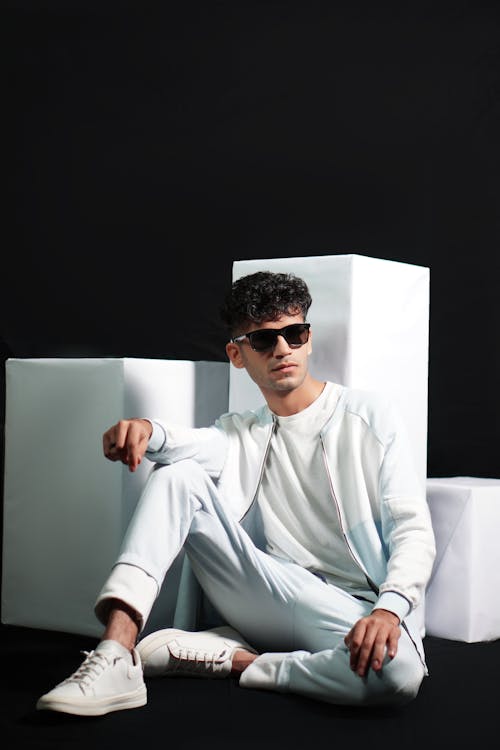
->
[230,254,430,490]
[229,254,430,633]
[425,477,500,642]
[2,357,229,637]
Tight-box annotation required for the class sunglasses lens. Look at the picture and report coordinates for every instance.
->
[285,324,309,345]
[250,330,278,351]
[249,324,309,351]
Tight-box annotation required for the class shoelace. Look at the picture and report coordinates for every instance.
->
[170,646,229,675]
[62,650,120,693]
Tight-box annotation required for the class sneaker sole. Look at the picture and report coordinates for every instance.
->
[137,626,246,678]
[36,685,147,716]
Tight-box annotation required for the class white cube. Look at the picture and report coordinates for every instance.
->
[425,477,500,642]
[1,357,229,637]
[229,254,430,633]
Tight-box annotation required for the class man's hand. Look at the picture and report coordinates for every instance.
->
[102,419,153,473]
[344,608,401,677]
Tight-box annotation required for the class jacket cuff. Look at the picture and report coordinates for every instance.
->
[145,420,167,453]
[372,591,411,622]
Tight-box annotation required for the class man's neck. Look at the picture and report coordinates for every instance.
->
[263,377,326,417]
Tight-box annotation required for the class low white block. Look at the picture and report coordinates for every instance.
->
[229,254,430,633]
[2,357,229,637]
[425,477,500,642]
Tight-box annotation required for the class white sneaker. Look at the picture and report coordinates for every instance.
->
[36,640,147,716]
[136,625,258,678]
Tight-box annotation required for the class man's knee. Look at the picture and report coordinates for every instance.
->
[375,648,425,706]
[150,459,210,490]
[145,460,218,521]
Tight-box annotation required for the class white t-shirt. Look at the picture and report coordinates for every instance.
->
[257,381,371,594]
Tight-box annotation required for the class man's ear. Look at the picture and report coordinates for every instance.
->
[307,327,313,356]
[225,341,246,369]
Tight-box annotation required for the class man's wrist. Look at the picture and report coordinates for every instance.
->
[372,607,400,626]
[373,591,410,622]
[145,419,167,452]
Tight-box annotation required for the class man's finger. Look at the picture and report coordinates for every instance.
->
[370,632,390,672]
[386,626,401,660]
[124,422,151,471]
[345,622,367,673]
[114,420,131,451]
[356,632,377,676]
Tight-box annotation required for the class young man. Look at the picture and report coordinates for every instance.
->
[37,270,436,716]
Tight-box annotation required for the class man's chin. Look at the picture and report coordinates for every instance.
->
[270,373,301,390]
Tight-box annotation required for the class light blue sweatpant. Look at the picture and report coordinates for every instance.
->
[96,459,427,707]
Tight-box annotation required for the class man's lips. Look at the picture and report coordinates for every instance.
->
[272,362,297,372]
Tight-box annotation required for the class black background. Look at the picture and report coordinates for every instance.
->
[2,4,500,747]
[2,0,500,480]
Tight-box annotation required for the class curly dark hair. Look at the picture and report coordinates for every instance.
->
[219,271,312,335]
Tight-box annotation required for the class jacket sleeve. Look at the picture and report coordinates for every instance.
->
[144,418,229,480]
[376,402,436,614]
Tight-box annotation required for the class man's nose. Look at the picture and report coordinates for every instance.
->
[272,334,292,355]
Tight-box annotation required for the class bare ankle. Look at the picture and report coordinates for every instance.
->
[231,648,258,675]
[102,599,140,651]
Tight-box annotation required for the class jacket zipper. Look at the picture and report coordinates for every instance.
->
[319,433,379,594]
[239,417,277,523]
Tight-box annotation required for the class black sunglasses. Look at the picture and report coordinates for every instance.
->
[231,323,311,353]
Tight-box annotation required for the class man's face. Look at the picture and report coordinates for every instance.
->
[225,313,313,395]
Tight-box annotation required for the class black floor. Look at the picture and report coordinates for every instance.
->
[1,623,499,750]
